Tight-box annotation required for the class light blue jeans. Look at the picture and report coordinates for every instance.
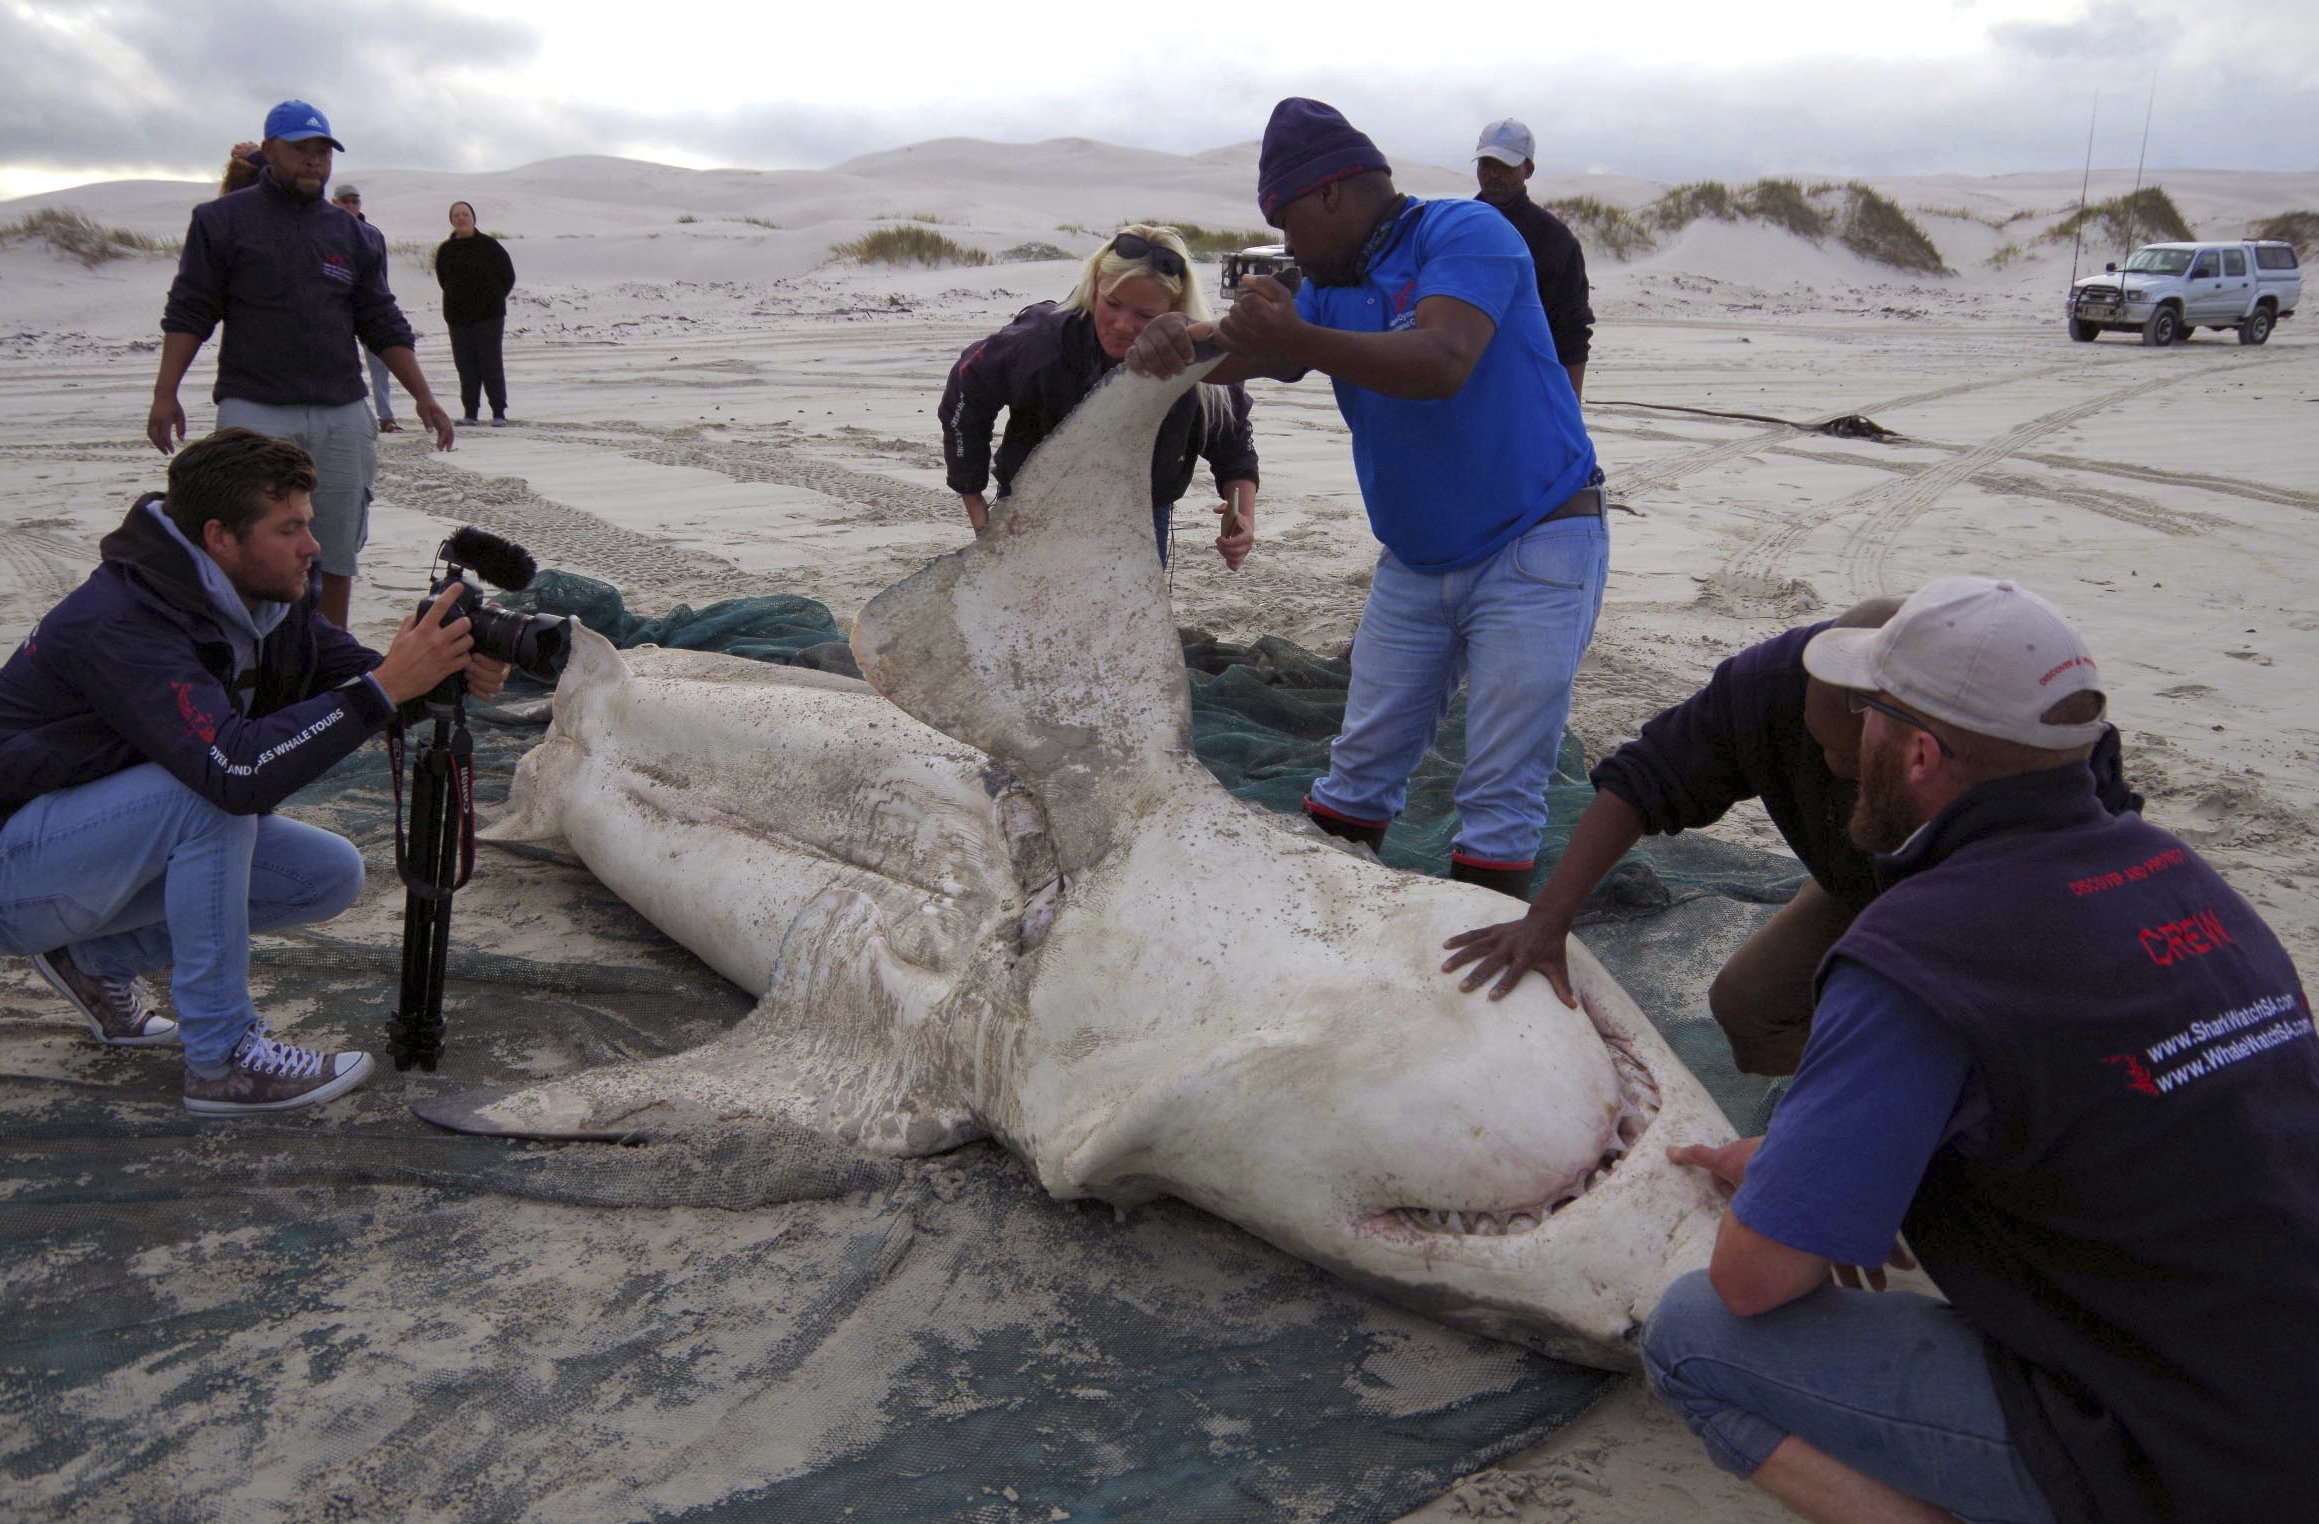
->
[0,765,364,1068]
[365,347,396,424]
[1307,513,1609,865]
[1644,1271,2058,1524]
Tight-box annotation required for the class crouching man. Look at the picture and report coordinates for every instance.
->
[0,428,505,1114]
[1643,576,2319,1523]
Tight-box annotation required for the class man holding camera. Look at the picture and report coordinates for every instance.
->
[0,429,505,1114]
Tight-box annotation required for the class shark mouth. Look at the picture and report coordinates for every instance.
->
[1375,1037,1663,1242]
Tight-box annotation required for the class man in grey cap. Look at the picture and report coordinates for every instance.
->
[149,99,455,628]
[330,183,402,435]
[1641,575,2319,1524]
[1473,118,1593,400]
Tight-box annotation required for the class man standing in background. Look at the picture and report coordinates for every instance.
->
[1473,119,1594,401]
[148,99,455,629]
[331,183,403,435]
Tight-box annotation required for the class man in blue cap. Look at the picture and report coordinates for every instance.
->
[148,100,456,629]
[1130,98,1606,898]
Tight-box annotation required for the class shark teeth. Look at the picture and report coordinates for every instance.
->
[1391,1143,1631,1237]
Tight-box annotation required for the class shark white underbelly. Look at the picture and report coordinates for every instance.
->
[429,351,1735,1369]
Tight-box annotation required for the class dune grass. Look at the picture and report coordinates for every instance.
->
[1136,220,1272,260]
[0,207,176,267]
[2249,211,2319,252]
[1556,179,1948,272]
[2043,187,2193,250]
[1541,196,1655,260]
[1746,179,1835,241]
[998,241,1071,262]
[831,225,989,267]
[1827,182,1951,274]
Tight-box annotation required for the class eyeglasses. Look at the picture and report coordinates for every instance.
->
[1110,233,1187,281]
[1847,691,1956,758]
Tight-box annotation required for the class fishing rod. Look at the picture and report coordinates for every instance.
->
[2123,75,2157,258]
[2068,91,2098,288]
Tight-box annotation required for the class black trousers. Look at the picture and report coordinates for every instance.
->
[447,315,507,419]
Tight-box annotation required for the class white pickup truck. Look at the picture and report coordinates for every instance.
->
[2065,240,2302,346]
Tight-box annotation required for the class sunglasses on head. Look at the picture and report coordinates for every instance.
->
[1109,232,1186,281]
[1846,690,1956,758]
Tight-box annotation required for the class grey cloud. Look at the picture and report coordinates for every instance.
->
[5,7,2315,190]
[0,0,537,173]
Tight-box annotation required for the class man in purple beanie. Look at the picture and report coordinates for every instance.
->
[1131,97,1605,897]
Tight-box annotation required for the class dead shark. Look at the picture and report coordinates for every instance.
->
[427,353,1736,1369]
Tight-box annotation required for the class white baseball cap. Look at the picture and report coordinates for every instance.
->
[1475,119,1534,167]
[1803,577,2107,749]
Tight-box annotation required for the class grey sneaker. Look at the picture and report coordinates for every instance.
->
[30,947,177,1047]
[183,1023,374,1115]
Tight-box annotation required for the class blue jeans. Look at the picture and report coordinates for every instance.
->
[365,347,396,423]
[0,765,364,1068]
[1307,514,1608,865]
[1644,1271,2057,1524]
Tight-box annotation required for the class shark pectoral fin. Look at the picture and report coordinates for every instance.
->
[849,359,1220,875]
[482,624,632,844]
[408,1081,681,1142]
[770,888,985,1159]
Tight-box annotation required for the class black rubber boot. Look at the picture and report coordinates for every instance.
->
[1303,801,1386,853]
[1450,858,1534,901]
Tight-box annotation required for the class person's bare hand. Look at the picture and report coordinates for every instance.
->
[370,583,476,704]
[1125,311,1207,379]
[415,397,456,451]
[1441,908,1576,1004]
[465,654,512,703]
[1213,498,1253,570]
[1830,1241,1917,1293]
[147,395,186,454]
[1215,275,1304,365]
[1665,1136,1765,1196]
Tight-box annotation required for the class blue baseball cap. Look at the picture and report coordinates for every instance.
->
[262,100,346,151]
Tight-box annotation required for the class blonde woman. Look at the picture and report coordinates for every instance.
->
[940,224,1257,568]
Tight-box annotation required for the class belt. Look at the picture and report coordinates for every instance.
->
[1541,485,1606,523]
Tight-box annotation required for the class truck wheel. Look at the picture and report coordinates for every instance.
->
[2068,318,2100,342]
[2239,307,2275,346]
[2141,307,2180,347]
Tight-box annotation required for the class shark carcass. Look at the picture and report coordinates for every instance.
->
[423,352,1736,1370]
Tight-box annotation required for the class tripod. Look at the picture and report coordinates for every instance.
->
[384,686,476,1072]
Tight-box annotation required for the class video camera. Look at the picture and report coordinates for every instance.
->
[414,527,571,691]
[385,528,570,1072]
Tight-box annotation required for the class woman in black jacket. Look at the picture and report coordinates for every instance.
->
[940,224,1257,568]
[434,201,517,426]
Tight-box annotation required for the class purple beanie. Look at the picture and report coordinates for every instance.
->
[1257,98,1390,226]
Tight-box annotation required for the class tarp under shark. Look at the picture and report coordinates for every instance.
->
[1,577,1803,1523]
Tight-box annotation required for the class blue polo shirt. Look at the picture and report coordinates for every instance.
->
[1296,197,1595,572]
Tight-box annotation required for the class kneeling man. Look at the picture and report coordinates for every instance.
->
[1644,576,2319,1523]
[0,429,503,1113]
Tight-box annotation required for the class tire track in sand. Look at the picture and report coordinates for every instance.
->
[1713,350,2294,605]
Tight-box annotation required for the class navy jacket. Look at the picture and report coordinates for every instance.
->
[0,497,395,827]
[1489,196,1593,370]
[1838,766,2319,1523]
[940,301,1259,511]
[161,168,418,407]
[1590,621,2140,910]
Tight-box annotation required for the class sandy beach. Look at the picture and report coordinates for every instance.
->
[3,141,2313,1521]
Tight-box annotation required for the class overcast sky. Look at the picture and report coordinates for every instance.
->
[4,0,2313,201]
